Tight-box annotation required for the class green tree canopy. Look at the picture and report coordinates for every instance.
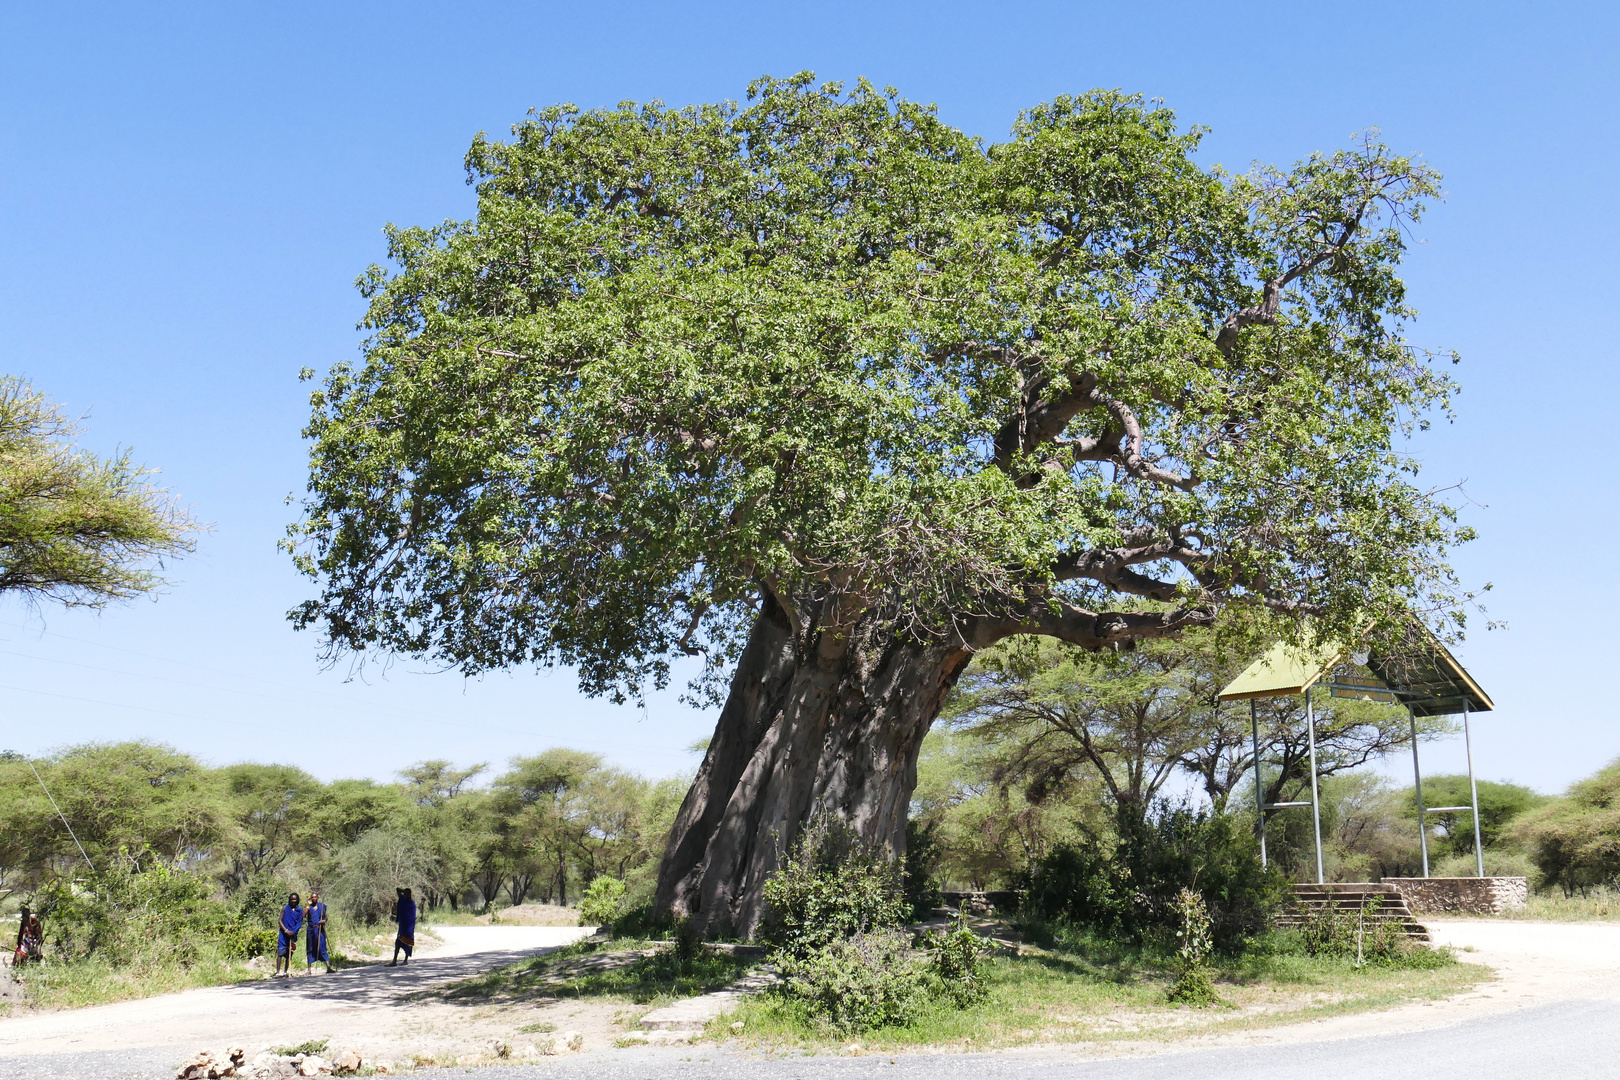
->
[218,762,323,887]
[945,629,1450,816]
[290,76,1471,695]
[0,377,196,607]
[1405,775,1544,859]
[2,742,228,871]
[1513,760,1620,894]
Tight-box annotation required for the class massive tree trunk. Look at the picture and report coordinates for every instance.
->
[654,592,974,939]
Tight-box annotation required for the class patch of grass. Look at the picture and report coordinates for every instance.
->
[13,920,394,1011]
[716,924,1484,1051]
[517,1021,556,1034]
[422,909,494,926]
[272,1039,330,1057]
[434,938,755,1008]
[1488,888,1620,922]
[13,951,258,1011]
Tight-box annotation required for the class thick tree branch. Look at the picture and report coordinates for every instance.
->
[1213,216,1361,358]
[976,598,1214,651]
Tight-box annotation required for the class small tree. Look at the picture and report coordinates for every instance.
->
[1513,759,1620,895]
[327,827,437,924]
[0,377,195,607]
[1407,776,1543,860]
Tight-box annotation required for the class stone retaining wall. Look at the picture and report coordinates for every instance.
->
[1379,876,1528,915]
[942,890,1021,915]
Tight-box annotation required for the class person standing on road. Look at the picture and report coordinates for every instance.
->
[275,892,302,978]
[389,887,416,967]
[304,890,331,974]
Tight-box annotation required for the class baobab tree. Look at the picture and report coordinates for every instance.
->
[288,76,1473,936]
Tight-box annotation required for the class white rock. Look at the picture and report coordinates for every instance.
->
[647,1030,698,1045]
[176,1049,226,1080]
[560,1030,583,1052]
[372,1062,394,1076]
[296,1056,330,1077]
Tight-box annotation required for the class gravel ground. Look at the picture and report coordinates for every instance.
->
[4,998,1618,1080]
[3,919,1618,1079]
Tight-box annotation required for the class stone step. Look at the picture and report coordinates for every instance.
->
[639,991,743,1031]
[1284,882,1430,941]
[637,968,780,1032]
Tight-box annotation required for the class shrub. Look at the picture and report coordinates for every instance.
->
[1022,801,1285,950]
[671,915,703,972]
[760,818,908,960]
[578,877,626,927]
[902,818,944,919]
[775,929,928,1032]
[1166,888,1218,1006]
[1432,850,1536,880]
[31,854,271,967]
[1296,894,1450,969]
[1512,758,1620,895]
[923,915,992,1006]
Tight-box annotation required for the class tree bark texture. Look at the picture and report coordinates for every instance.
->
[655,593,973,939]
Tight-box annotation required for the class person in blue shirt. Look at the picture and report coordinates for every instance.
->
[275,892,302,978]
[304,890,331,974]
[389,887,416,967]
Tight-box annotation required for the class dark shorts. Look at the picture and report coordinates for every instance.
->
[277,930,298,957]
[395,932,414,955]
[306,928,328,962]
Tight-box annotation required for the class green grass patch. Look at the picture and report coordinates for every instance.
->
[12,951,259,1011]
[717,926,1484,1050]
[1487,888,1620,922]
[433,937,755,1009]
[271,1039,330,1057]
[13,922,391,1011]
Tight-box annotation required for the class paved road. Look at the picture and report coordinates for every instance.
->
[2,920,1618,1079]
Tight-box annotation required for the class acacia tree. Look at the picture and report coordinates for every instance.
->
[944,632,1452,819]
[289,77,1472,936]
[0,377,195,606]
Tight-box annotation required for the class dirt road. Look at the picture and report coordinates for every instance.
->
[3,918,1618,1079]
[0,926,593,1063]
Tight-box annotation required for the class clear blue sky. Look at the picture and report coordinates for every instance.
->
[0,1,1614,792]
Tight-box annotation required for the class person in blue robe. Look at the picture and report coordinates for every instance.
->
[390,887,417,966]
[304,890,331,974]
[275,892,302,978]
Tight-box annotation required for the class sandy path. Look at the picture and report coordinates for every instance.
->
[0,926,594,1061]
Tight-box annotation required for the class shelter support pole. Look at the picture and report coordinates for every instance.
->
[1306,690,1325,884]
[1251,699,1267,869]
[1410,708,1430,878]
[1464,697,1485,877]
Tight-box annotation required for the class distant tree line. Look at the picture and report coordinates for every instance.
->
[0,744,686,923]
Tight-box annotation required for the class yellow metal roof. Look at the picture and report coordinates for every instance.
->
[1217,639,1347,701]
[1216,614,1494,714]
[1364,619,1495,715]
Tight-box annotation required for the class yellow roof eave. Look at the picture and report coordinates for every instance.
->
[1217,639,1347,701]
